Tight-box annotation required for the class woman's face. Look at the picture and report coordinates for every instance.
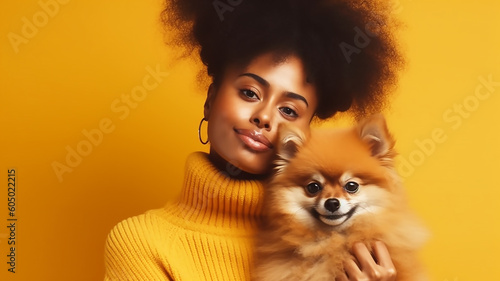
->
[204,53,318,176]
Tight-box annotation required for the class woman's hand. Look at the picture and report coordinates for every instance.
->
[337,241,397,281]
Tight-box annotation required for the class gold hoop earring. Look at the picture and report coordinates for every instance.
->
[198,118,209,145]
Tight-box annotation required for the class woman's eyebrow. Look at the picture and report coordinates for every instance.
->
[284,92,309,107]
[238,73,270,87]
[238,72,309,107]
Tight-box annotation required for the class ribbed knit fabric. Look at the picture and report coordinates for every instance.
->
[104,152,264,281]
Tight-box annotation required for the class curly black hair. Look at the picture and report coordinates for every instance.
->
[161,0,404,119]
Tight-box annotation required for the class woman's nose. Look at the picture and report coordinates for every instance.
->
[252,117,270,129]
[251,105,272,130]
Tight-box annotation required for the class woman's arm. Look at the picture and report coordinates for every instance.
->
[337,241,397,281]
[104,215,172,281]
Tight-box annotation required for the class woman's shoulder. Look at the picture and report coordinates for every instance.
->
[104,209,175,280]
[104,210,170,270]
[105,208,168,244]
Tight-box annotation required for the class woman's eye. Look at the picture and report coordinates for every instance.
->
[344,181,359,193]
[280,107,298,118]
[305,182,322,195]
[240,89,259,100]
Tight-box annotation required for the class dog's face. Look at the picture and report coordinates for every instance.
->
[270,114,400,231]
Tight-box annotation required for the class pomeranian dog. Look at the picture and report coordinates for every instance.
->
[253,114,428,281]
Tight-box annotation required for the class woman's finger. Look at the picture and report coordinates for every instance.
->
[350,242,391,280]
[351,242,377,271]
[343,258,363,280]
[372,241,397,279]
[335,271,350,281]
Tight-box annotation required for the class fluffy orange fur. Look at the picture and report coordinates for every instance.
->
[253,115,428,281]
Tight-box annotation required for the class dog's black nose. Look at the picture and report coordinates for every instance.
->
[324,198,340,212]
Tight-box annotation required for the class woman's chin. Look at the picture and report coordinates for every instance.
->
[233,152,274,176]
[209,149,272,179]
[237,164,270,178]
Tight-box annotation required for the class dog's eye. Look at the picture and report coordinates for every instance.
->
[344,181,359,193]
[305,182,322,195]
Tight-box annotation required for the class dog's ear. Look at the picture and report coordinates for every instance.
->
[274,123,306,173]
[357,114,395,162]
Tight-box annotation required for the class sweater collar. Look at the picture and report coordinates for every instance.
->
[170,152,264,230]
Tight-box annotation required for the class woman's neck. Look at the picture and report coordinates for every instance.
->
[165,152,265,231]
[208,149,270,181]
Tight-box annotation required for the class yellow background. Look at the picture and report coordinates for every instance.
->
[1,0,499,280]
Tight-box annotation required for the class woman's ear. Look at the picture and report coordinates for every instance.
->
[203,83,217,120]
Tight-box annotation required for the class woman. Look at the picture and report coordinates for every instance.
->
[104,0,404,280]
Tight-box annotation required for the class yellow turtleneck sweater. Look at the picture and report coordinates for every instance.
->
[104,152,264,281]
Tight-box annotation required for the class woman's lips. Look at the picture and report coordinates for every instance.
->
[234,129,273,152]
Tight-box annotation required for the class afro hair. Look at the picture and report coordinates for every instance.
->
[161,0,405,119]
